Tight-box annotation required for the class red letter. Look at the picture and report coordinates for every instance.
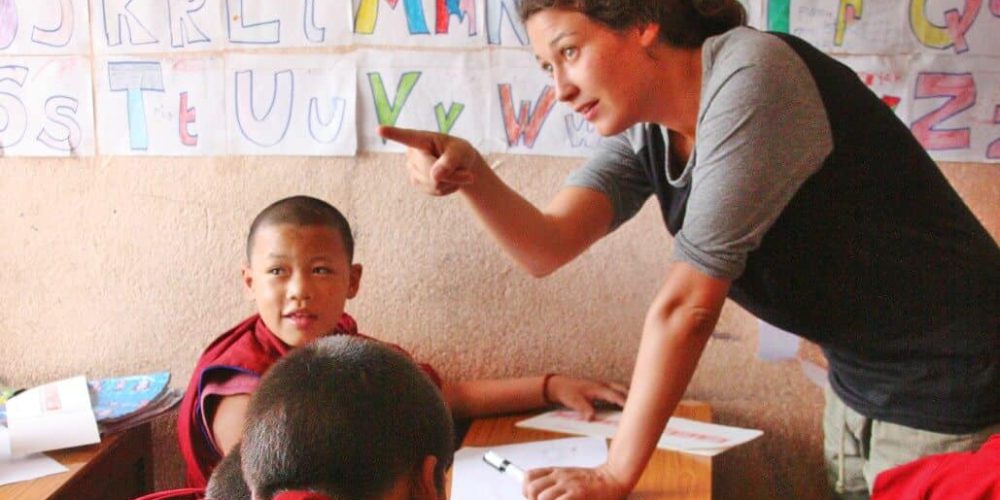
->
[179,91,197,146]
[987,105,1000,160]
[910,72,975,151]
[944,0,981,53]
[498,84,556,148]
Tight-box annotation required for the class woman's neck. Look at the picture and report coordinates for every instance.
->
[647,45,702,141]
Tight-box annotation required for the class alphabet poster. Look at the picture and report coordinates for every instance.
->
[1,0,997,163]
[358,49,489,153]
[774,0,1000,163]
[0,55,94,156]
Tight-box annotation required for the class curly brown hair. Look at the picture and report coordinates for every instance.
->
[517,0,746,48]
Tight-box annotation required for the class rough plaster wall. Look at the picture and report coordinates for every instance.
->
[1,154,996,499]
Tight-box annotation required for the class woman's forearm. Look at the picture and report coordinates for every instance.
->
[606,263,729,488]
[458,169,612,277]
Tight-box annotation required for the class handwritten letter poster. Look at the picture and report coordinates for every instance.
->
[0,0,996,162]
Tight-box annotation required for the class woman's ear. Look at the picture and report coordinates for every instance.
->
[638,22,661,47]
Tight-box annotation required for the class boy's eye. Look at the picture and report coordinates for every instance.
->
[561,46,577,59]
[313,266,332,275]
[267,267,284,276]
[540,61,553,74]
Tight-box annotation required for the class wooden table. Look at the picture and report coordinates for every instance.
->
[459,400,713,499]
[0,422,154,500]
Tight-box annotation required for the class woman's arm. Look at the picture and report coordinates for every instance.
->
[460,175,614,277]
[378,126,613,277]
[605,262,729,486]
[525,262,730,498]
[442,375,628,420]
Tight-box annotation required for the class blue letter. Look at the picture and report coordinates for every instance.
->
[37,95,83,152]
[168,0,211,48]
[486,0,527,45]
[107,61,165,151]
[234,69,294,146]
[101,0,158,47]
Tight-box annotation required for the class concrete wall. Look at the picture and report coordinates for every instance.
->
[1,153,996,499]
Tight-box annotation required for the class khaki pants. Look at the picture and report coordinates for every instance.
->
[822,385,1000,499]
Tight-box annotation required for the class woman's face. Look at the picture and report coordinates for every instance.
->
[526,8,658,137]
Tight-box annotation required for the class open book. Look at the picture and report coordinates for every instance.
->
[88,371,182,434]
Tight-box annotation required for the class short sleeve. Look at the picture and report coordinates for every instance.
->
[199,371,259,455]
[672,34,833,280]
[563,127,654,232]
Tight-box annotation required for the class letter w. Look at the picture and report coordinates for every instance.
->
[498,84,556,148]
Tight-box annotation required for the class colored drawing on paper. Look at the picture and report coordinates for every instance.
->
[226,54,357,156]
[357,49,488,152]
[0,56,94,156]
[352,0,481,47]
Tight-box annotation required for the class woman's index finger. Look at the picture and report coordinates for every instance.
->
[377,126,440,154]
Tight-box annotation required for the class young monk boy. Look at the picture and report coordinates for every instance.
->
[178,195,628,487]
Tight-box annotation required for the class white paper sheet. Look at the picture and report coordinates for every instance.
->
[0,426,68,486]
[352,0,482,48]
[222,0,354,49]
[517,410,762,457]
[0,55,95,156]
[0,0,91,55]
[484,0,530,47]
[757,319,801,361]
[451,436,607,500]
[225,53,357,156]
[757,319,829,389]
[90,0,224,54]
[94,55,225,155]
[5,375,100,457]
[357,48,489,153]
[788,0,1000,57]
[487,49,601,157]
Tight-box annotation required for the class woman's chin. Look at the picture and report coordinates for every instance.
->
[595,120,631,137]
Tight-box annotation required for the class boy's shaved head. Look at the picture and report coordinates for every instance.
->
[247,196,354,263]
[206,448,250,500]
[241,336,454,499]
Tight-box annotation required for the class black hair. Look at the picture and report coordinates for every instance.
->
[518,0,746,48]
[206,448,250,500]
[241,336,454,499]
[246,195,355,263]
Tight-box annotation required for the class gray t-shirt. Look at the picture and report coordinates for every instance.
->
[563,27,1000,433]
[567,27,832,280]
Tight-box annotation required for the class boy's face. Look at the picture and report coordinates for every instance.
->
[242,223,362,347]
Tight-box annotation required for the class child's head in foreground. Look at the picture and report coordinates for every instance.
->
[240,335,455,500]
[206,448,250,500]
[243,195,362,347]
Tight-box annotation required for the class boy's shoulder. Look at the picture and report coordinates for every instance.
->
[196,315,287,377]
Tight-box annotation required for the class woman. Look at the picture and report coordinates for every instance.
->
[379,1,1000,498]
